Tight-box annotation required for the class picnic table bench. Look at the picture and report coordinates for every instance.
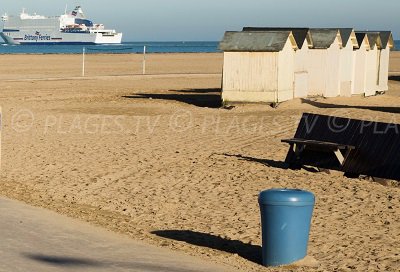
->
[281,138,356,167]
[280,113,400,181]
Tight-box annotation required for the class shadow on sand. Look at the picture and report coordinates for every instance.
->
[388,75,400,82]
[123,88,222,108]
[222,153,289,169]
[301,98,400,114]
[22,253,200,271]
[151,230,262,265]
[222,153,322,173]
[23,254,103,268]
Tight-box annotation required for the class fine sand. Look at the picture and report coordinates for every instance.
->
[0,52,399,272]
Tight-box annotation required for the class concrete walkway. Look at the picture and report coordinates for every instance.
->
[0,197,233,272]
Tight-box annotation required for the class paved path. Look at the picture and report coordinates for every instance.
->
[0,197,232,272]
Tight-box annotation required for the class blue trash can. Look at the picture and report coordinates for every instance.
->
[258,189,315,267]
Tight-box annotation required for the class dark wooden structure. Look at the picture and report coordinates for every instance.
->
[282,138,355,167]
[282,113,400,181]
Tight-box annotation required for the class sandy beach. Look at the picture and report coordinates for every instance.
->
[0,52,399,271]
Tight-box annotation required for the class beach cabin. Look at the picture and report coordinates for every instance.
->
[338,29,359,97]
[307,29,342,97]
[243,27,310,98]
[363,32,381,97]
[352,33,370,96]
[376,31,394,93]
[219,31,298,104]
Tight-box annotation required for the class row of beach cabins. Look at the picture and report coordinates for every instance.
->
[219,28,394,104]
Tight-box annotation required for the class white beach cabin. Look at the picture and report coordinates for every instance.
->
[242,27,311,98]
[352,33,370,96]
[219,31,298,104]
[338,29,359,97]
[307,29,342,97]
[292,29,311,98]
[376,31,394,93]
[363,32,380,97]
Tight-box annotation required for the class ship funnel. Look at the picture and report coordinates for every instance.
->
[71,6,85,18]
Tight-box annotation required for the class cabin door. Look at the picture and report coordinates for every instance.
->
[294,72,308,98]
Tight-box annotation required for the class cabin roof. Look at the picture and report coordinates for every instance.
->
[372,31,394,49]
[359,31,394,49]
[337,28,355,47]
[242,27,309,49]
[308,29,339,49]
[367,32,380,49]
[355,32,369,48]
[356,31,380,49]
[219,31,297,52]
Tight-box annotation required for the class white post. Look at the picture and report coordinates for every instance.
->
[82,47,85,77]
[142,45,146,75]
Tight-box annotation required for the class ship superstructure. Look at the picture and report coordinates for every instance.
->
[0,6,122,45]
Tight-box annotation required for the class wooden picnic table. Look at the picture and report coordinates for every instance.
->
[281,138,356,166]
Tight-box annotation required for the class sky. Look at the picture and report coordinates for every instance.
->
[1,0,399,41]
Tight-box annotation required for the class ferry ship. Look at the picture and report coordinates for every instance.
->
[0,6,122,45]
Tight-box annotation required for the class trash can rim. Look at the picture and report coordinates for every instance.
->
[258,188,315,206]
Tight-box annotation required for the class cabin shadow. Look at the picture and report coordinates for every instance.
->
[22,253,103,268]
[122,88,222,108]
[301,98,400,114]
[388,75,400,82]
[223,153,289,169]
[151,230,262,265]
[222,153,321,173]
[22,253,191,271]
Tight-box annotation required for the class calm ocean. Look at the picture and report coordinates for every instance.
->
[0,41,220,54]
[0,40,398,54]
[394,40,400,50]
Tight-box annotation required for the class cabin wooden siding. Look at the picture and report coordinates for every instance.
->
[222,52,279,103]
[325,38,341,97]
[365,45,379,97]
[352,40,368,95]
[307,36,341,97]
[278,40,295,102]
[377,32,393,92]
[222,38,295,103]
[340,38,356,97]
[294,39,309,98]
[307,50,326,96]
[378,47,390,92]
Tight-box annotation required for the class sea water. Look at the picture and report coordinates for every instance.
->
[0,41,220,54]
[0,40,398,54]
[394,40,400,50]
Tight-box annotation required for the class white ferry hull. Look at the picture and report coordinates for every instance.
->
[1,6,123,45]
[1,30,122,45]
[0,32,16,44]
